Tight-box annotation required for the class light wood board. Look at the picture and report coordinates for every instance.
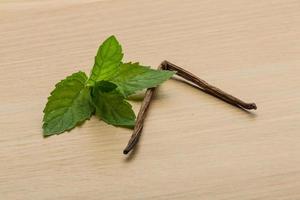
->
[1,0,300,199]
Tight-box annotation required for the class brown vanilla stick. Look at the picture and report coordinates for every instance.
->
[123,61,257,154]
[123,88,156,154]
[162,61,257,110]
[123,63,164,154]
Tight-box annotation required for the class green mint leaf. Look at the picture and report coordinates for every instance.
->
[86,35,123,86]
[94,79,118,92]
[42,36,175,136]
[109,62,175,97]
[43,71,94,136]
[92,81,136,128]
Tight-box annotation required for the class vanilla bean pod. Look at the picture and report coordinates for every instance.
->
[123,61,257,154]
[162,61,257,110]
[123,63,164,154]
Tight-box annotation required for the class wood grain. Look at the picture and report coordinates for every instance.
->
[1,0,300,199]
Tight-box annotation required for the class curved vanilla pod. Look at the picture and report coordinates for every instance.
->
[123,61,257,154]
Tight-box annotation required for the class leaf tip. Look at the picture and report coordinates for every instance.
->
[106,35,118,43]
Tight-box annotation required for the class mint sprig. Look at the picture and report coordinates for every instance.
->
[43,35,174,136]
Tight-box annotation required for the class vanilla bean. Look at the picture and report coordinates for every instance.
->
[162,61,257,110]
[123,61,257,154]
[123,63,164,154]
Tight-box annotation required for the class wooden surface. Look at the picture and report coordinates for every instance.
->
[1,0,300,199]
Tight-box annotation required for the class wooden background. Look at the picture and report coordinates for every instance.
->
[1,0,300,199]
